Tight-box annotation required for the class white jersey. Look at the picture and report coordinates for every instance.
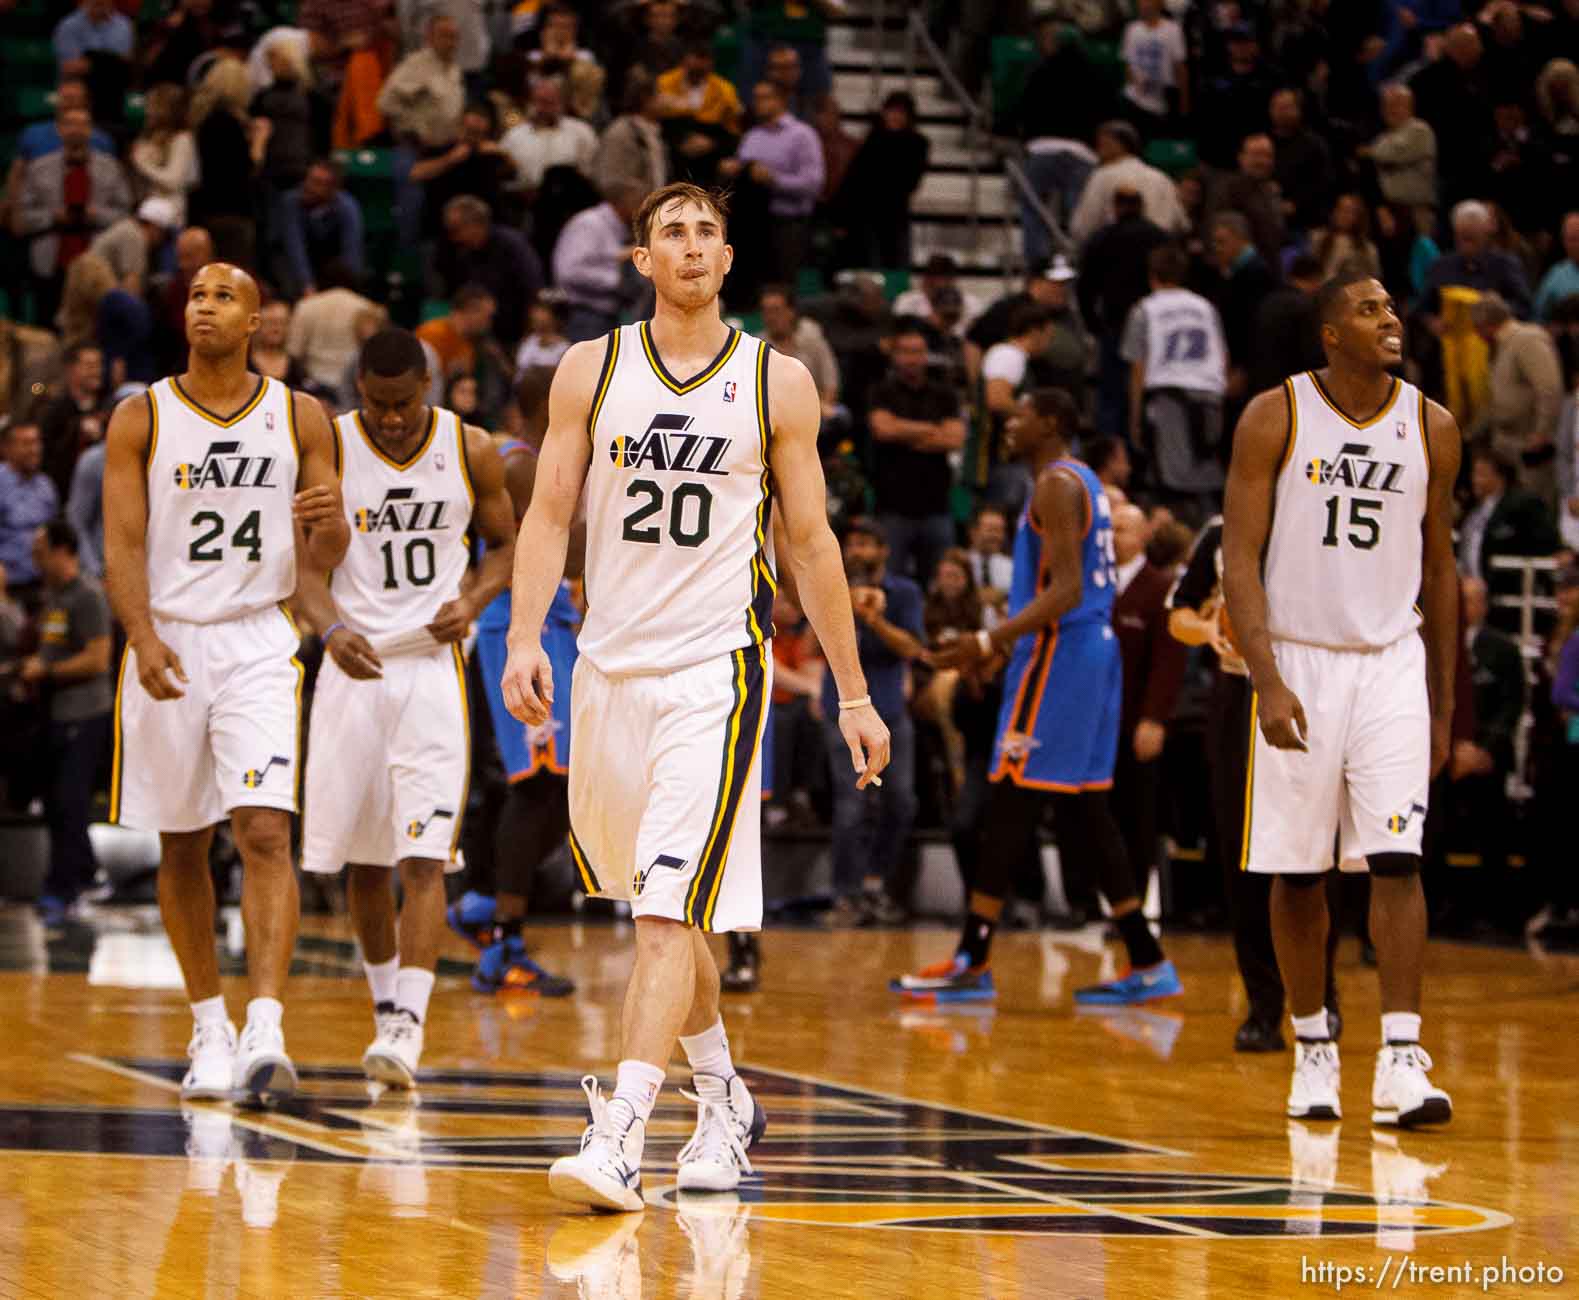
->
[332,406,475,643]
[578,322,776,675]
[145,375,299,625]
[1132,287,1226,395]
[1264,371,1430,651]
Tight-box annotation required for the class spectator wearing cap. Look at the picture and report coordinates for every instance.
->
[1458,443,1560,635]
[835,92,928,270]
[1268,88,1333,237]
[552,180,648,343]
[721,81,826,285]
[893,256,986,339]
[277,158,366,301]
[821,516,925,926]
[868,322,965,582]
[1472,291,1565,511]
[1068,120,1188,249]
[968,258,1080,353]
[1122,242,1229,508]
[21,519,112,925]
[85,196,180,295]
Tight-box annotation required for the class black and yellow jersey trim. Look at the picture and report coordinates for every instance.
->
[284,387,302,460]
[588,329,620,441]
[169,375,268,427]
[686,643,769,931]
[449,643,470,858]
[1278,377,1297,471]
[279,602,306,816]
[745,340,777,644]
[1308,371,1401,430]
[568,826,601,894]
[638,319,740,395]
[1239,691,1258,870]
[144,389,159,475]
[354,407,437,470]
[108,646,131,823]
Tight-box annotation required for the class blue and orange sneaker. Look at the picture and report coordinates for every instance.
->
[1073,959,1183,1006]
[889,952,995,1003]
[446,891,496,950]
[472,937,576,996]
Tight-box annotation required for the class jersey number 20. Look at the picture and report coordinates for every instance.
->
[622,480,713,549]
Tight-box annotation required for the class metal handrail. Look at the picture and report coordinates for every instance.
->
[1003,155,1073,261]
[902,9,987,274]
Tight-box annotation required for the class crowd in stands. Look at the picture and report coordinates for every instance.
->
[2,0,1578,945]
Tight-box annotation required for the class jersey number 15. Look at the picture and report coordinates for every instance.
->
[1321,495,1382,551]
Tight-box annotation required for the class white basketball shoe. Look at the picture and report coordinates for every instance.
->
[1286,1038,1342,1120]
[1372,1042,1452,1127]
[676,1073,767,1193]
[548,1076,647,1212]
[181,1018,238,1100]
[234,1017,297,1100]
[363,1008,423,1089]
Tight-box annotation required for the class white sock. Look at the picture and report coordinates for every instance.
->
[1291,1009,1330,1041]
[364,956,400,1007]
[395,968,436,1024]
[192,995,228,1030]
[612,1059,667,1125]
[678,1018,736,1081]
[1381,1011,1421,1045]
[246,996,283,1028]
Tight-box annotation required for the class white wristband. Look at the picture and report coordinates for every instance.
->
[977,629,993,656]
[838,694,871,711]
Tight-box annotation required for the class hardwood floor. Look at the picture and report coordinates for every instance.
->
[0,908,1574,1298]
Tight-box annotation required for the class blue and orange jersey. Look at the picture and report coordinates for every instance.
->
[475,438,577,634]
[1004,458,1117,641]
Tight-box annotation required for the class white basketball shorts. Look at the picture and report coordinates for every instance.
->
[111,605,304,833]
[567,643,771,933]
[301,644,470,873]
[1243,634,1430,874]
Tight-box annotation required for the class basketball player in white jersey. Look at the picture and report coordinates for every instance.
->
[102,263,349,1100]
[501,182,890,1212]
[1223,267,1462,1127]
[294,327,517,1087]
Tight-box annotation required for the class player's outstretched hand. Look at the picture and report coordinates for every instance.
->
[839,702,890,790]
[502,641,553,726]
[132,632,188,701]
[1257,678,1309,752]
[325,626,382,680]
[426,598,475,645]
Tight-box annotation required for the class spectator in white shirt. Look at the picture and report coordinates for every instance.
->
[499,77,599,199]
[1069,120,1189,249]
[514,292,572,380]
[552,179,648,342]
[1120,0,1188,137]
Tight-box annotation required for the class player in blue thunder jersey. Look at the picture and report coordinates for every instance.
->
[892,388,1183,1004]
[448,367,576,995]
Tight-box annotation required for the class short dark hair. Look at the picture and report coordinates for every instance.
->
[359,327,429,378]
[41,518,80,557]
[64,341,103,366]
[1027,386,1081,434]
[452,283,495,312]
[516,364,557,425]
[1288,253,1324,282]
[1470,440,1517,485]
[759,282,796,309]
[463,99,496,131]
[972,503,1009,527]
[632,181,729,246]
[881,90,916,119]
[1084,435,1126,476]
[1097,119,1140,154]
[1148,243,1189,286]
[306,155,341,180]
[1314,265,1383,326]
[843,515,887,545]
[1007,302,1055,337]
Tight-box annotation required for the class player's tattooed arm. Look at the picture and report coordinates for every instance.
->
[1420,396,1463,779]
[102,392,188,700]
[291,390,350,570]
[1223,387,1307,752]
[428,426,517,644]
[502,340,598,725]
[769,349,890,789]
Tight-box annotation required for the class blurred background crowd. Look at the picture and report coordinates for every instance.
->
[2,0,1578,949]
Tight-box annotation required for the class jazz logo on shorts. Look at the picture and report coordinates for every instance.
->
[242,755,291,789]
[1387,802,1428,835]
[406,808,455,839]
[633,854,687,897]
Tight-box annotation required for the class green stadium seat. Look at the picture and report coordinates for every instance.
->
[989,36,1038,123]
[795,267,825,300]
[12,39,55,75]
[16,86,54,123]
[1144,138,1197,175]
[420,298,450,323]
[712,24,741,88]
[881,268,910,301]
[123,92,145,131]
[335,147,398,183]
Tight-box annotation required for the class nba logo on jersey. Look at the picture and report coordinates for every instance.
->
[264,411,275,431]
[1396,421,1407,439]
[723,381,737,403]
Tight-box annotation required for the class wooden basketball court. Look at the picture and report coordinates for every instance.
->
[1,911,1574,1298]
